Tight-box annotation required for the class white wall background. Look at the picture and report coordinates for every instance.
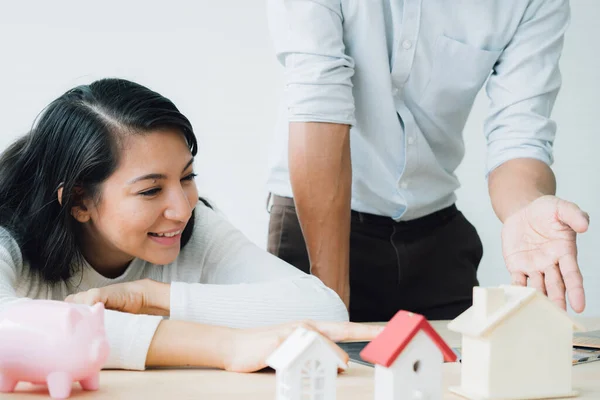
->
[0,1,598,315]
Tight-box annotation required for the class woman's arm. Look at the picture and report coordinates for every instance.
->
[1,224,376,372]
[147,318,383,372]
[146,319,229,369]
[168,203,349,327]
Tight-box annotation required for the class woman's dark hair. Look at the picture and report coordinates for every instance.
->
[0,78,198,283]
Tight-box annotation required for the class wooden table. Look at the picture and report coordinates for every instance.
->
[9,319,600,399]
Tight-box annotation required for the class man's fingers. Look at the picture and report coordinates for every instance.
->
[558,254,585,313]
[557,200,589,234]
[545,264,567,310]
[528,272,546,295]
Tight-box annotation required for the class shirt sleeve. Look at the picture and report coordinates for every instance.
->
[169,203,349,328]
[267,0,356,125]
[0,229,162,371]
[484,0,570,174]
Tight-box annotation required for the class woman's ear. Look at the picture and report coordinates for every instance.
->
[71,204,91,223]
[57,184,91,223]
[72,187,91,223]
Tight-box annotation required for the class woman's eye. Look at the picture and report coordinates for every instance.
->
[140,188,161,196]
[182,173,198,182]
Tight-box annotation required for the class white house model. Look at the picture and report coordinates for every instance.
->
[360,310,457,400]
[266,327,348,400]
[448,285,584,400]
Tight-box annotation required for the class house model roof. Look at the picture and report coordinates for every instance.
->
[448,285,585,337]
[360,310,457,367]
[266,327,348,370]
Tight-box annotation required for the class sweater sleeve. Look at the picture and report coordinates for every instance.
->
[0,228,162,371]
[0,229,27,309]
[169,203,349,327]
[102,310,162,370]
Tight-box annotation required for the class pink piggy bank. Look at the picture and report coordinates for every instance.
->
[0,300,109,399]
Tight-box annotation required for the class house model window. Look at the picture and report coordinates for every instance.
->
[413,360,420,373]
[301,360,325,400]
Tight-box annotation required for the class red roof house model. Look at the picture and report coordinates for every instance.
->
[360,310,457,367]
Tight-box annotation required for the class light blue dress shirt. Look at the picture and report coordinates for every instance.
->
[266,0,569,220]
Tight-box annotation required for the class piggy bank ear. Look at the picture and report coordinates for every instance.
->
[64,308,83,334]
[91,302,105,327]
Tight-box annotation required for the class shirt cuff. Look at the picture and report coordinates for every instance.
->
[486,143,553,176]
[103,310,163,371]
[286,83,356,126]
[170,281,192,321]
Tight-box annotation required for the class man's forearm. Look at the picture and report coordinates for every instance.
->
[288,122,352,305]
[488,158,556,222]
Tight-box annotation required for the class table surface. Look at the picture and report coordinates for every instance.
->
[8,318,600,400]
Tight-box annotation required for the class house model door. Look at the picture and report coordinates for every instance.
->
[300,359,326,400]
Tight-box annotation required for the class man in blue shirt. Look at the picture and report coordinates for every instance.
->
[266,0,588,321]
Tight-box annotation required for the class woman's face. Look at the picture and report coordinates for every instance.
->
[78,129,198,275]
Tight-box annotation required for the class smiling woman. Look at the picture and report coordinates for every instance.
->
[0,78,381,372]
[64,129,199,279]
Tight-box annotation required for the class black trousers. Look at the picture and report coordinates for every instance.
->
[267,195,483,322]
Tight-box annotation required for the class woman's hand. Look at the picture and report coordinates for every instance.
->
[223,320,384,373]
[65,278,170,316]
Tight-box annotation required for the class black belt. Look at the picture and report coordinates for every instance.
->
[270,194,458,229]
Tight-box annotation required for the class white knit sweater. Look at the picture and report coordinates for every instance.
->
[0,201,348,370]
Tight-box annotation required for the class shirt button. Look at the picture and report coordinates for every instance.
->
[402,40,412,50]
[407,136,415,145]
[392,87,399,96]
[400,182,409,189]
